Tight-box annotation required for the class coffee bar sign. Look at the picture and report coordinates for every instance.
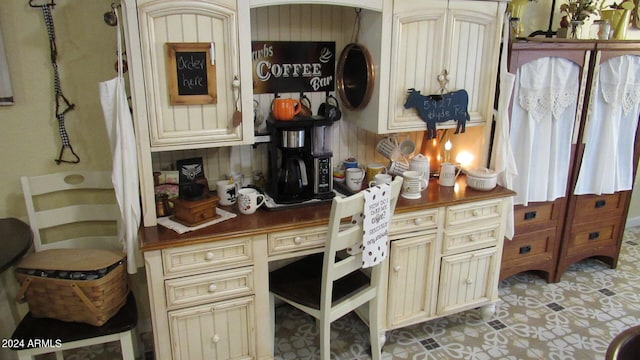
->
[252,41,335,94]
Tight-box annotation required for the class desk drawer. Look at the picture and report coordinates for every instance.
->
[390,209,439,236]
[443,222,500,254]
[268,226,327,256]
[162,237,253,277]
[446,199,503,228]
[165,267,254,309]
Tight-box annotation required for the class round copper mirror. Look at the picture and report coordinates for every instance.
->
[336,43,375,111]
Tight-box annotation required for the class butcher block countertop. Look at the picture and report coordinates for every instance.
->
[139,176,516,251]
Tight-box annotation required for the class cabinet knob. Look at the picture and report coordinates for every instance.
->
[465,278,473,285]
[205,252,215,261]
[470,235,479,242]
[413,218,424,225]
[208,284,217,292]
[472,209,480,217]
[212,334,220,343]
[293,236,303,244]
[393,265,401,272]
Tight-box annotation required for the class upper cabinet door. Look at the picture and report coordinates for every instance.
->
[136,0,253,150]
[387,0,503,133]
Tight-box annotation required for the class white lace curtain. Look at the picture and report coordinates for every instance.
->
[510,57,580,206]
[574,55,640,195]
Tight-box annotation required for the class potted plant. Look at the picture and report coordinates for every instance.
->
[559,0,600,38]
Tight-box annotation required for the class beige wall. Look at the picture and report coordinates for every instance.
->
[0,0,115,220]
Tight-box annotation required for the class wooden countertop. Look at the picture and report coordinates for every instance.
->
[140,176,515,251]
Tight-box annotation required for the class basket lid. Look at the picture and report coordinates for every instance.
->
[17,249,125,271]
[465,167,498,179]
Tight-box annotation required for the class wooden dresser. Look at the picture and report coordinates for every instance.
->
[501,40,640,283]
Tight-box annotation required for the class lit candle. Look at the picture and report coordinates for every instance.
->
[444,140,452,163]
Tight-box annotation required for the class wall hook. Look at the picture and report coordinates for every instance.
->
[29,0,55,8]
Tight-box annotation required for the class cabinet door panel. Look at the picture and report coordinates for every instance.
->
[169,296,255,360]
[387,231,436,328]
[437,247,497,315]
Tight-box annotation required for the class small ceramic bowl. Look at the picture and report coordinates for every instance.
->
[465,167,497,191]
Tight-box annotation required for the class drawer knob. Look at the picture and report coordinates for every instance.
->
[208,284,217,292]
[472,209,480,217]
[413,218,425,225]
[293,236,303,244]
[212,334,220,343]
[205,252,215,261]
[470,235,479,242]
[465,278,473,285]
[393,265,401,272]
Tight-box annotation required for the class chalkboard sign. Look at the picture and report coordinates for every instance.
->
[165,43,217,105]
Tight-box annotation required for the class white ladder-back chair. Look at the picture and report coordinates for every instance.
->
[12,171,138,360]
[269,176,403,360]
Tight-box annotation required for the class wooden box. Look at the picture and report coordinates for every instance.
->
[171,195,220,226]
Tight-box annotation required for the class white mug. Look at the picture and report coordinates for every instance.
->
[217,180,239,206]
[238,188,266,214]
[345,167,365,192]
[369,173,392,188]
[439,163,462,187]
[376,136,401,161]
[388,159,409,176]
[401,170,428,199]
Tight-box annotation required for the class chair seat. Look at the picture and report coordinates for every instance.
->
[269,253,370,310]
[10,292,137,350]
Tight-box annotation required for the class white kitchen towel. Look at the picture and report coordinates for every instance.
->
[575,55,640,195]
[360,183,392,268]
[0,17,13,105]
[157,208,237,234]
[490,14,517,239]
[510,57,579,206]
[99,9,141,274]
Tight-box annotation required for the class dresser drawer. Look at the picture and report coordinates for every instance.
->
[268,226,327,256]
[514,200,562,230]
[390,209,439,236]
[162,237,253,277]
[573,193,626,222]
[503,228,556,263]
[445,199,503,228]
[165,267,254,309]
[567,220,621,256]
[442,222,500,254]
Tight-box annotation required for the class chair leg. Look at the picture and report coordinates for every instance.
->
[319,316,331,360]
[119,329,138,360]
[369,299,382,360]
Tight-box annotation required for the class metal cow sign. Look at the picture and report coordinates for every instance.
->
[404,88,470,140]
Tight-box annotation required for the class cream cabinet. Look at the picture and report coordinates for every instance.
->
[386,0,505,133]
[143,235,268,360]
[122,0,254,226]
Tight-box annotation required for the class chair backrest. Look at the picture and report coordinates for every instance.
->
[21,171,121,252]
[321,176,403,320]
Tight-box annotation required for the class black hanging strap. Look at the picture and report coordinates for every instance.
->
[41,4,80,164]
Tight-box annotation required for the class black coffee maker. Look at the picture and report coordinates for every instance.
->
[266,116,335,204]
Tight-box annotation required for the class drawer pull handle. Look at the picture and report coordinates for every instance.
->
[595,200,606,208]
[465,278,473,285]
[293,236,303,244]
[208,284,217,292]
[472,209,480,217]
[212,334,220,343]
[519,245,532,255]
[524,211,537,220]
[393,265,401,272]
[414,218,425,225]
[589,231,600,240]
[205,252,215,261]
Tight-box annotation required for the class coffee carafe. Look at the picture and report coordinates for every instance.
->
[277,150,309,196]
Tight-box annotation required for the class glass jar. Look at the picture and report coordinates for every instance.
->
[591,20,611,40]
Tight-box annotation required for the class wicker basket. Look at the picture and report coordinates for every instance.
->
[15,249,129,326]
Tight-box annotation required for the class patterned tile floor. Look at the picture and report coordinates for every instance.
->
[274,226,640,360]
[32,227,640,359]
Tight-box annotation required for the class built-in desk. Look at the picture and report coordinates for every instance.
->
[140,177,515,359]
